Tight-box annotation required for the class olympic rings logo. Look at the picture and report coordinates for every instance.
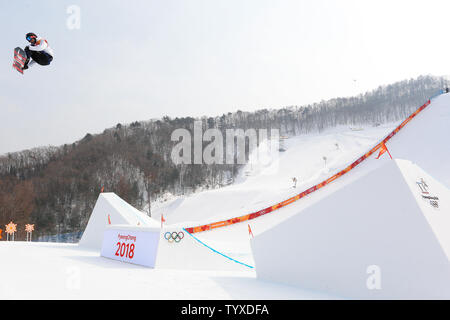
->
[164,231,184,243]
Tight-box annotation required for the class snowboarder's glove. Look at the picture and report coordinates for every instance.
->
[23,65,28,70]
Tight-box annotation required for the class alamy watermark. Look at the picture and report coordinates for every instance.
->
[366,265,382,290]
[171,121,280,170]
[66,5,81,30]
[66,266,81,290]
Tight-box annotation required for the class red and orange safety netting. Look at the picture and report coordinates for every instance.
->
[185,99,433,234]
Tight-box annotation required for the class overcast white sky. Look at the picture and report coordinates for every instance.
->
[1,0,449,154]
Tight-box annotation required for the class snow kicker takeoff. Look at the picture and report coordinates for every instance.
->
[13,32,54,74]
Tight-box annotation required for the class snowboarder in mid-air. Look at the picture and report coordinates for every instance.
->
[13,32,54,74]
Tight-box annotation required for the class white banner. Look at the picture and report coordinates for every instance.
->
[101,225,160,268]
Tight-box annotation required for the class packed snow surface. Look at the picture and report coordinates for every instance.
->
[0,242,335,299]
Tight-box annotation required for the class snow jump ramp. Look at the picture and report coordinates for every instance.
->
[251,159,450,299]
[79,193,159,250]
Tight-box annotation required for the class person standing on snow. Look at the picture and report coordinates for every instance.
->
[23,32,54,70]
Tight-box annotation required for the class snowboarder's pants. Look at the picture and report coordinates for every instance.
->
[25,47,53,66]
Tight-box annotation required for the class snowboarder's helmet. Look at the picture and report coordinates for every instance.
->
[26,32,37,43]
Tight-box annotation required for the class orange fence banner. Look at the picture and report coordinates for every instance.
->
[376,142,392,159]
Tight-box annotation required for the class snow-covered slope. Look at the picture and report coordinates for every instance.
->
[153,124,398,228]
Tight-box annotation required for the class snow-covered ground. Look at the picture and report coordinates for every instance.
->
[0,242,335,300]
[1,93,449,299]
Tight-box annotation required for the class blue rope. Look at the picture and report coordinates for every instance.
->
[182,228,254,269]
[430,89,444,100]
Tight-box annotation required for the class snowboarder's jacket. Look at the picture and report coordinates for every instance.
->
[25,35,54,67]
[29,36,54,57]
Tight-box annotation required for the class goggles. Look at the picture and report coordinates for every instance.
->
[27,36,36,41]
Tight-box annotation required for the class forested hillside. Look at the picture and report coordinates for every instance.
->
[0,75,446,240]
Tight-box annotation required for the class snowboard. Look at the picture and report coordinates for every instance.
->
[13,47,27,74]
